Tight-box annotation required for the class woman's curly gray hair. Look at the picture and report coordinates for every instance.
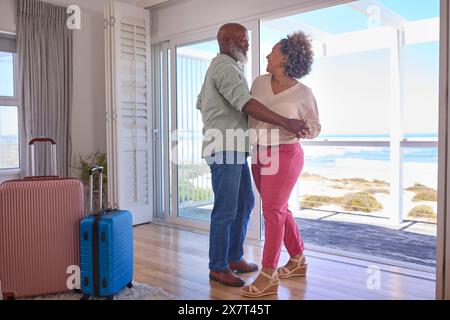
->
[279,31,314,79]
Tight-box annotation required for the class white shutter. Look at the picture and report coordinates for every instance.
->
[105,1,153,225]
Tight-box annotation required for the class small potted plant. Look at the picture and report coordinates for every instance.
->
[71,151,108,214]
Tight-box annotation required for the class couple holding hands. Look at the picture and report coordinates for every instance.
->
[196,23,321,298]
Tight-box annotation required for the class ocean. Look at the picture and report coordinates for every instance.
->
[304,147,438,166]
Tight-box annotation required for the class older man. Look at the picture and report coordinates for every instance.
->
[196,23,309,287]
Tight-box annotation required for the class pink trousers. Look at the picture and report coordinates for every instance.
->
[252,143,305,269]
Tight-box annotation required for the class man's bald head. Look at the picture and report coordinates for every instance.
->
[217,23,249,64]
[217,23,246,44]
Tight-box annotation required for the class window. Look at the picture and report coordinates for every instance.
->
[175,39,218,221]
[153,30,256,226]
[153,42,171,219]
[0,33,19,171]
[0,52,14,97]
[173,36,254,222]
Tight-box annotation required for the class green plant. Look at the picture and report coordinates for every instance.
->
[71,151,108,212]
[75,152,107,187]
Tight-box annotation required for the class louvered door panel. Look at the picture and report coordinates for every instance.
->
[105,1,152,225]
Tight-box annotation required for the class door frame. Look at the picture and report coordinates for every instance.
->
[153,20,263,239]
[437,0,449,301]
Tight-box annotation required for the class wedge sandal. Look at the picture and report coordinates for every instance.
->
[277,255,308,279]
[241,271,280,298]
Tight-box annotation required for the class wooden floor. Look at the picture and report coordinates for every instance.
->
[133,223,436,300]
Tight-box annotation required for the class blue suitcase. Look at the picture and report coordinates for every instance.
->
[80,166,133,299]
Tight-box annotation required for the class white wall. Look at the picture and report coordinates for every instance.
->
[70,10,106,177]
[0,0,16,33]
[0,0,106,182]
[150,0,352,40]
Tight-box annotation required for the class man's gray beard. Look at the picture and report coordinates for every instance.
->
[231,47,248,65]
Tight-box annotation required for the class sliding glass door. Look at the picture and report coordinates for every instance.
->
[260,0,439,269]
[175,39,218,222]
[153,23,261,237]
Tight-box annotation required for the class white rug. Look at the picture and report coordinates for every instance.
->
[23,282,178,300]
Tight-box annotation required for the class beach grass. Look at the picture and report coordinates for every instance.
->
[301,195,338,208]
[408,205,437,220]
[177,167,437,224]
[406,183,427,192]
[362,187,390,195]
[341,192,383,213]
[412,190,437,202]
[332,178,389,186]
[300,172,325,180]
[178,179,213,203]
[301,192,383,213]
[179,164,211,179]
[405,183,437,202]
[372,179,389,186]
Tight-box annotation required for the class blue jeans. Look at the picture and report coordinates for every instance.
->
[205,152,255,271]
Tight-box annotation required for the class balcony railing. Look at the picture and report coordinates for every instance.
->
[176,130,438,226]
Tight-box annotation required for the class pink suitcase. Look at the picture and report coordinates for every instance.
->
[0,137,84,299]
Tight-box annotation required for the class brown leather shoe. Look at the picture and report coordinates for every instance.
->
[228,259,259,274]
[209,268,245,287]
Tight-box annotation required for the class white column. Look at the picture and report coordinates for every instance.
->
[247,20,262,241]
[289,181,301,213]
[389,29,405,225]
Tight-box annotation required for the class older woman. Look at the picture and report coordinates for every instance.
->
[242,31,321,298]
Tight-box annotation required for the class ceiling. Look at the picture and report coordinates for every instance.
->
[47,0,174,13]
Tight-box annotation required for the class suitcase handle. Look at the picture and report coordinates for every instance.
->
[29,137,56,145]
[23,176,59,180]
[28,137,57,177]
[89,165,104,216]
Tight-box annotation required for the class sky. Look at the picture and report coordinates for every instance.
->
[0,52,14,97]
[0,52,17,137]
[377,0,439,20]
[282,0,439,34]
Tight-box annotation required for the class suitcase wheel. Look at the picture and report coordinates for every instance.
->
[2,292,16,300]
[127,282,133,289]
